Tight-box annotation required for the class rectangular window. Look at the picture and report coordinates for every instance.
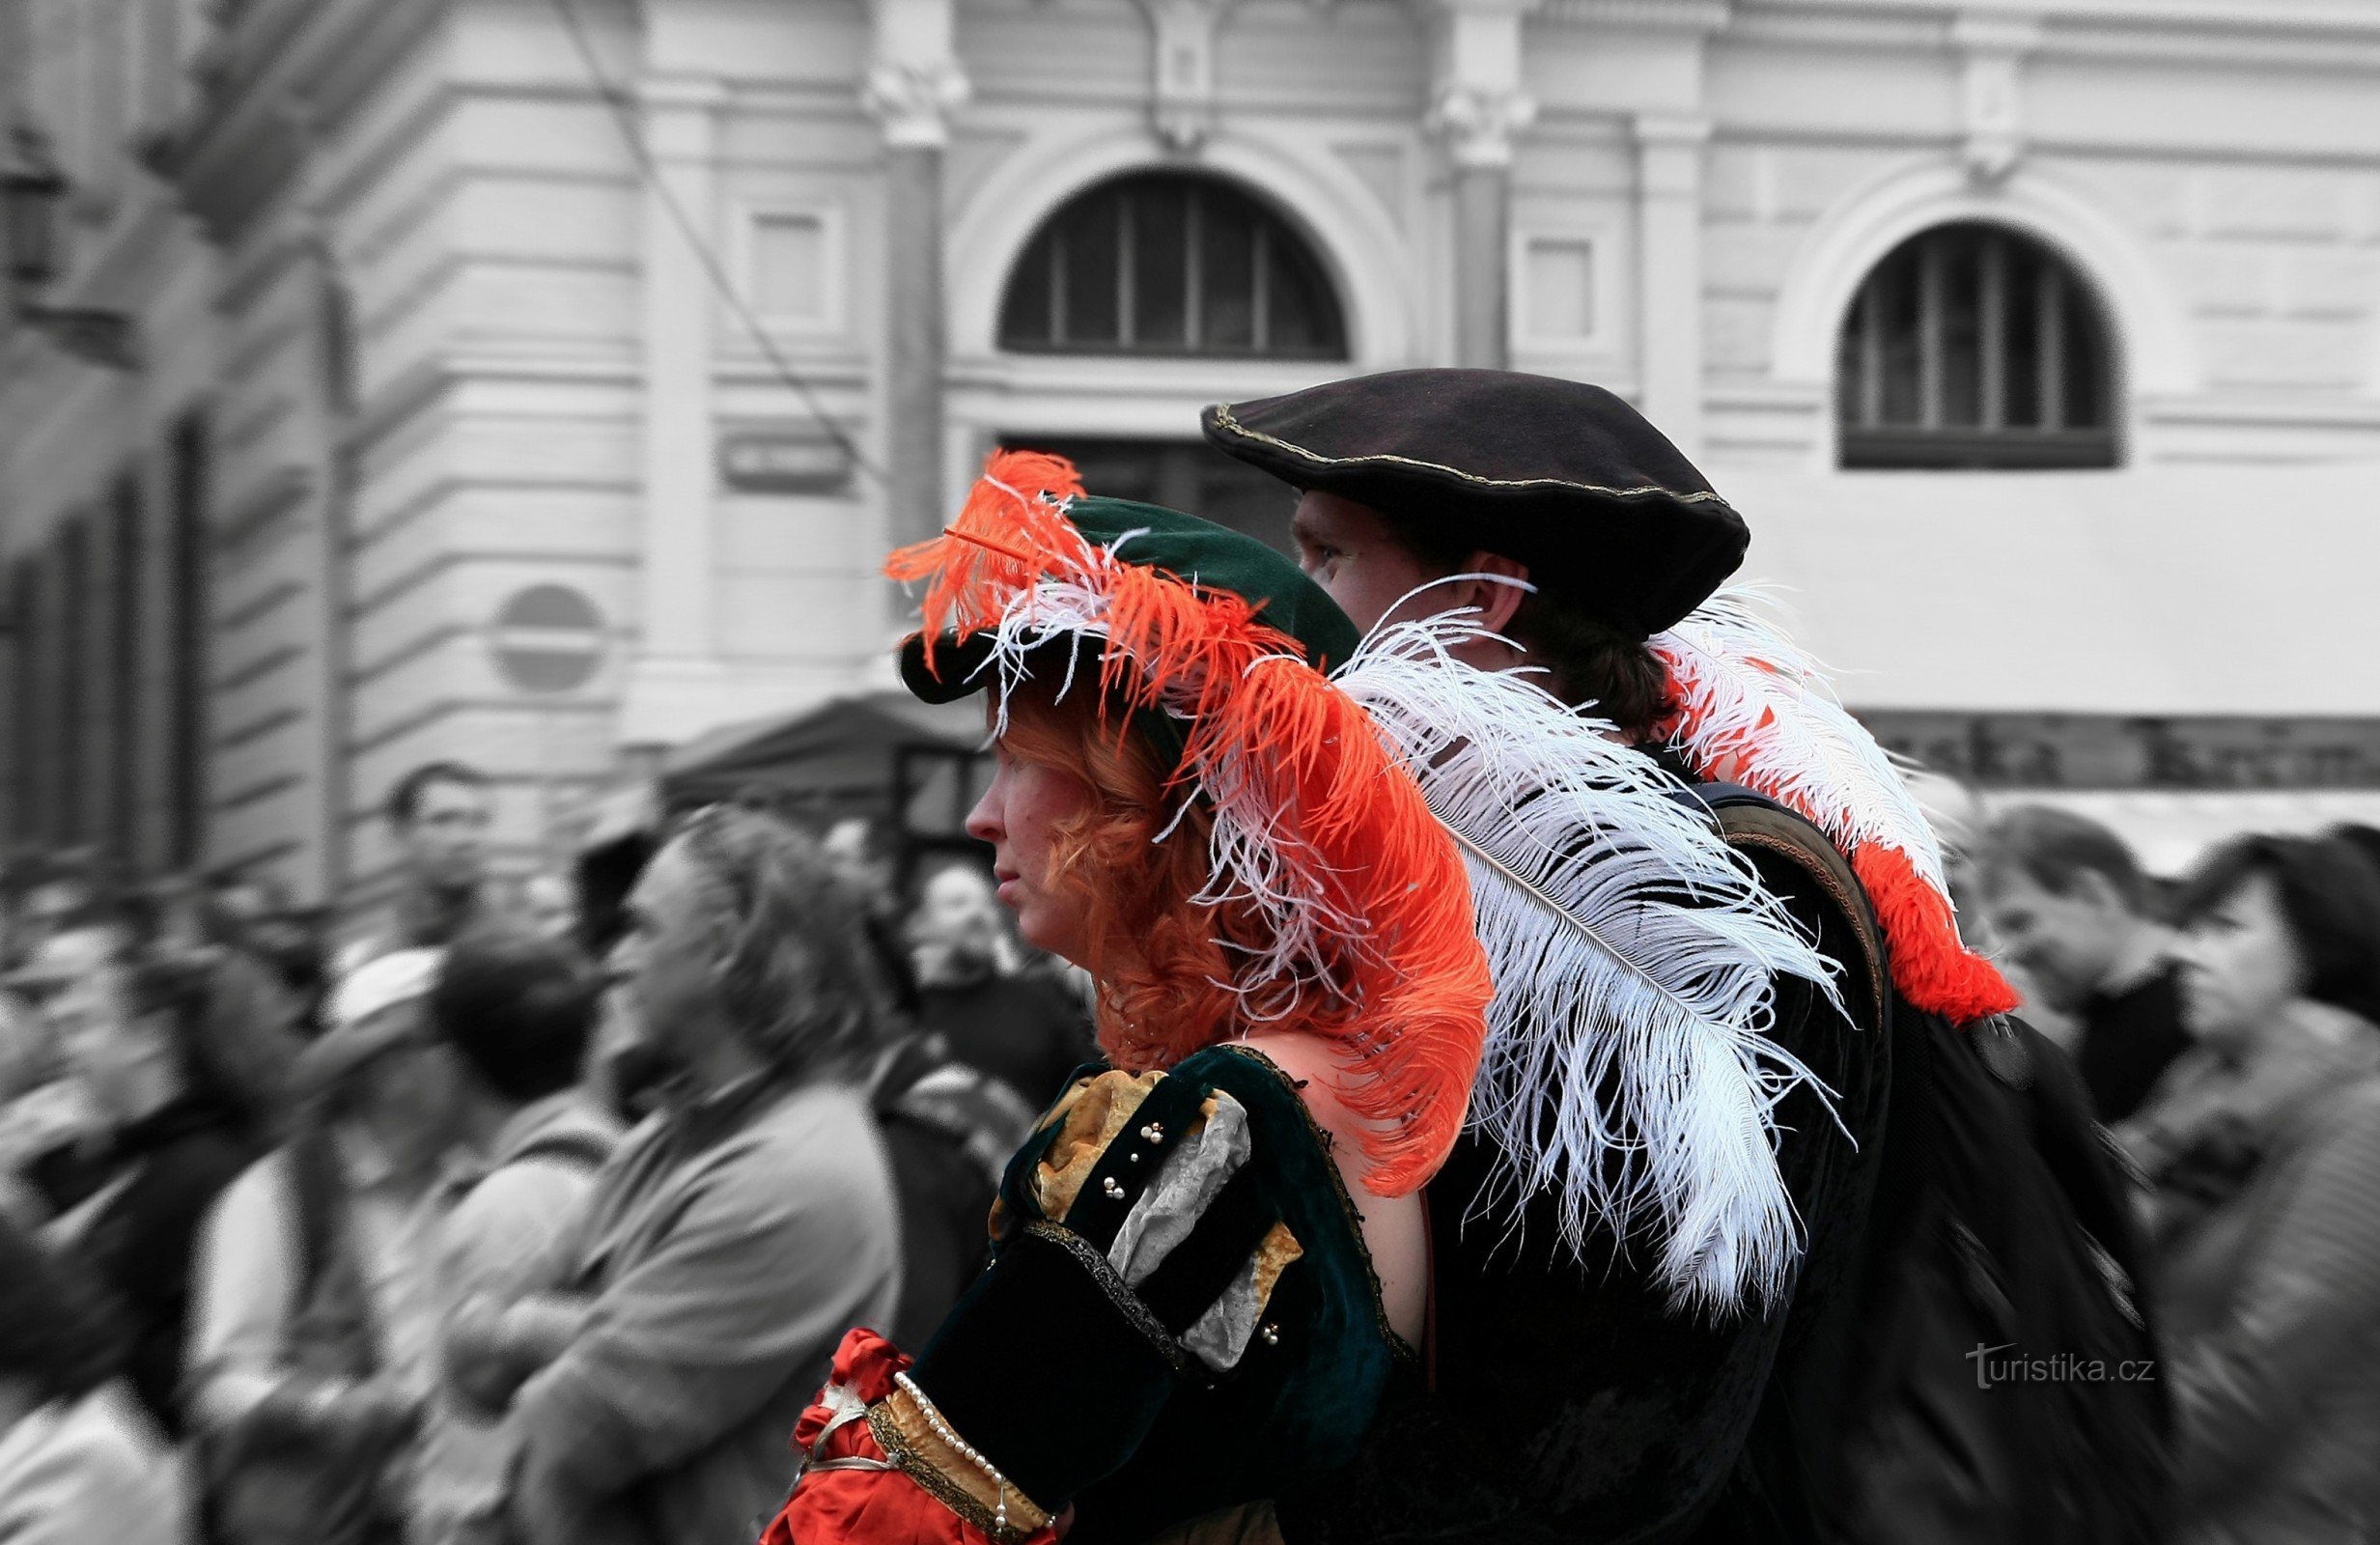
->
[110,470,144,857]
[55,519,90,845]
[749,211,829,323]
[1524,239,1598,341]
[10,562,39,844]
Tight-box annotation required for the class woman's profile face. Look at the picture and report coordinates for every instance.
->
[966,730,1099,967]
[2177,869,2306,1052]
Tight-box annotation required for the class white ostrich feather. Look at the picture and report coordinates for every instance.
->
[1333,612,1845,1314]
[1652,585,1947,890]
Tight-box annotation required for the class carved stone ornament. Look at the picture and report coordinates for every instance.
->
[863,58,972,149]
[1427,83,1538,169]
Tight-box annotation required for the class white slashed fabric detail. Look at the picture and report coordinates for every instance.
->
[1334,609,1845,1316]
[1103,1093,1274,1371]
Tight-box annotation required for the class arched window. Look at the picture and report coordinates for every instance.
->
[999,173,1346,359]
[1836,223,2117,469]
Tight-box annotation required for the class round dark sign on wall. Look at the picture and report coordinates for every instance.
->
[490,584,605,693]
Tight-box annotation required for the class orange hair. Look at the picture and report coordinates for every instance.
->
[998,688,1294,1072]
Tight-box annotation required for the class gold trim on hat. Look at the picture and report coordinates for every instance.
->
[1206,403,1735,508]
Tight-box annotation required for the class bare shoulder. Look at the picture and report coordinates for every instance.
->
[1233,1030,1427,1345]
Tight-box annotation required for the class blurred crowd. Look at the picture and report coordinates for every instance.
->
[5,753,2380,1544]
[0,762,1092,1545]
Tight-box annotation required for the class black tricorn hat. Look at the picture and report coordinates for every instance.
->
[1201,369,1748,638]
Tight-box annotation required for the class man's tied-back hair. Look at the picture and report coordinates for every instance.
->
[1984,803,2150,914]
[673,803,894,1082]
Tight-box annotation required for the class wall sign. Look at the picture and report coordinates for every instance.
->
[718,432,854,493]
[490,584,605,693]
[1858,713,2380,791]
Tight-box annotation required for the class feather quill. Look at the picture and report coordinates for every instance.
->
[1334,613,1844,1314]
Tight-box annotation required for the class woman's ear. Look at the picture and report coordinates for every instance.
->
[1457,551,1531,635]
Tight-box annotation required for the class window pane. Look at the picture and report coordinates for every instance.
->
[2003,248,2041,429]
[1002,231,1053,345]
[1878,255,1923,426]
[1264,230,1339,354]
[2066,316,2104,430]
[751,213,827,322]
[1939,238,1981,427]
[1131,185,1189,349]
[1059,191,1120,345]
[1200,194,1256,351]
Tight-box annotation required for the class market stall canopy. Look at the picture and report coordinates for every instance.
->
[660,689,989,814]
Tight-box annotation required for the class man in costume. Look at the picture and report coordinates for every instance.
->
[1201,369,2022,1544]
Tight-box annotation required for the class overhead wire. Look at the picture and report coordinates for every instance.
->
[546,0,884,486]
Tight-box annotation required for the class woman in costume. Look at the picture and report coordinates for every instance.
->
[760,453,1493,1545]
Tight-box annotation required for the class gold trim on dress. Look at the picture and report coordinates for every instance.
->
[869,1390,1054,1544]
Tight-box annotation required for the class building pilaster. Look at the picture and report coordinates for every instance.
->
[867,0,969,563]
[1634,111,1710,457]
[1427,0,1537,369]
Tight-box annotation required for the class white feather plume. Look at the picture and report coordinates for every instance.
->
[1333,612,1845,1314]
[1652,585,1946,891]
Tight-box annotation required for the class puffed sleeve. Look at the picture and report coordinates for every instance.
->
[763,1065,1306,1545]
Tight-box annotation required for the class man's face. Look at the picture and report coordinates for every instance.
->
[605,840,727,1081]
[911,866,1003,972]
[41,929,164,1125]
[521,874,577,941]
[1981,862,2131,1013]
[401,778,493,893]
[822,819,895,914]
[1288,492,1458,633]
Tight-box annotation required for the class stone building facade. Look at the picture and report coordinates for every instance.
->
[3,0,2377,908]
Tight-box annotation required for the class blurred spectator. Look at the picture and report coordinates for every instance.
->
[821,814,921,1014]
[339,764,498,976]
[1982,805,2191,1121]
[518,871,580,945]
[185,950,467,1545]
[13,917,252,1439]
[450,805,901,1545]
[2114,834,2380,1543]
[418,928,621,1545]
[866,1026,1036,1349]
[0,1214,188,1544]
[907,859,1096,1111]
[209,874,334,1010]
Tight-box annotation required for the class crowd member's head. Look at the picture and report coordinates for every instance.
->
[2170,833,2380,1056]
[822,816,900,920]
[906,861,1008,986]
[387,762,493,900]
[301,949,462,1171]
[518,871,580,944]
[431,927,602,1127]
[1979,805,2166,1014]
[608,805,894,1100]
[0,1213,125,1419]
[37,925,183,1134]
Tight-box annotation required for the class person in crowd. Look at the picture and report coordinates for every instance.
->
[441,805,904,1545]
[339,763,498,976]
[908,858,1097,1110]
[1195,369,1974,1543]
[417,927,621,1545]
[1983,805,2191,1120]
[518,871,580,945]
[2114,833,2380,1543]
[824,813,924,1015]
[0,1214,189,1544]
[15,910,254,1439]
[185,949,467,1545]
[761,457,1494,1545]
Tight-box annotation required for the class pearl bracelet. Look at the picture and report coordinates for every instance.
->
[893,1371,1016,1535]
